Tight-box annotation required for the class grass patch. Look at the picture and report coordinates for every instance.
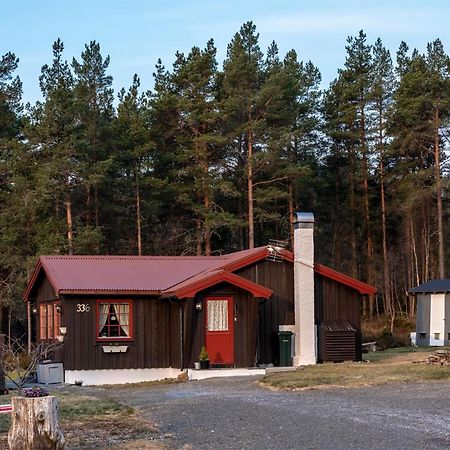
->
[362,346,434,362]
[0,391,132,430]
[0,389,158,448]
[100,377,182,390]
[261,347,450,390]
[57,392,133,420]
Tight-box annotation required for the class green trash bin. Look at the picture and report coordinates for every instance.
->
[278,331,293,366]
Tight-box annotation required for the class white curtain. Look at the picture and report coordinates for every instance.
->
[40,305,47,340]
[207,300,228,331]
[98,303,109,335]
[117,303,130,337]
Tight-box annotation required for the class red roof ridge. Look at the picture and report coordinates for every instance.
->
[40,255,224,261]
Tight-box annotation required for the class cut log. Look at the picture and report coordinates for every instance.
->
[8,395,65,449]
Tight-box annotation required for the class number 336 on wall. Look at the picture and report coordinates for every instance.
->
[76,304,90,313]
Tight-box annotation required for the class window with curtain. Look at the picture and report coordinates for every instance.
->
[97,301,132,340]
[39,302,61,341]
[207,300,229,331]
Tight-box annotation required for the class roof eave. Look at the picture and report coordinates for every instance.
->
[165,270,273,299]
[314,263,377,295]
[59,289,162,296]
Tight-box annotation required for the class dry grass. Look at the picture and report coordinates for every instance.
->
[260,347,450,391]
[362,315,415,348]
[0,390,165,449]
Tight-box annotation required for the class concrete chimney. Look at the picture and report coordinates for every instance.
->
[292,212,317,366]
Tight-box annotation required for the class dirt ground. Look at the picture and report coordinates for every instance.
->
[0,411,166,449]
[1,350,449,449]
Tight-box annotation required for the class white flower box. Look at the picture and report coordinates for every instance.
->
[102,345,128,353]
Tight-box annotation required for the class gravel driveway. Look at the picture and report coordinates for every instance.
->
[109,377,450,449]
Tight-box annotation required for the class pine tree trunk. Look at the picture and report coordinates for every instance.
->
[135,169,142,256]
[247,126,254,249]
[349,149,358,279]
[410,215,420,286]
[195,219,202,256]
[8,396,65,449]
[204,194,211,256]
[379,110,390,320]
[434,104,445,278]
[361,108,374,317]
[65,195,73,256]
[86,185,91,226]
[288,182,294,248]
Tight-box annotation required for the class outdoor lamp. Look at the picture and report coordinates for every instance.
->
[195,301,202,311]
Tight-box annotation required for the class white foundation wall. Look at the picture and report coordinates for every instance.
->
[65,368,183,386]
[430,293,446,346]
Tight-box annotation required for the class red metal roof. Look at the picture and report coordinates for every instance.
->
[23,246,376,301]
[23,248,271,300]
[314,264,377,295]
[165,269,273,299]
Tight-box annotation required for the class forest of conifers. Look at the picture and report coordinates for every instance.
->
[0,22,449,328]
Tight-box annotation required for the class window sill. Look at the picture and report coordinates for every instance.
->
[102,345,128,353]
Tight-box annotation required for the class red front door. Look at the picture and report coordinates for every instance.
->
[205,296,234,365]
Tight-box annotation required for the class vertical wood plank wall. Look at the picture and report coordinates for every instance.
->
[183,284,259,368]
[315,275,362,361]
[31,259,366,370]
[237,259,294,364]
[33,272,182,370]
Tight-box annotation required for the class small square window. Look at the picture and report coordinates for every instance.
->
[434,333,440,340]
[419,333,426,340]
[447,333,450,341]
[97,301,132,341]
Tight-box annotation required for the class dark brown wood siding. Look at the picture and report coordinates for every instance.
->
[59,296,182,370]
[315,275,362,361]
[236,259,294,365]
[34,276,58,345]
[32,273,182,371]
[183,283,260,368]
[35,276,57,304]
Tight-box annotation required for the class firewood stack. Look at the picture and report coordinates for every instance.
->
[427,350,450,365]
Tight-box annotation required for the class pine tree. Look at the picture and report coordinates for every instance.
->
[425,39,450,278]
[389,45,438,284]
[371,38,395,320]
[72,41,114,249]
[114,74,153,255]
[220,22,267,249]
[0,51,25,331]
[171,40,232,255]
[28,39,78,254]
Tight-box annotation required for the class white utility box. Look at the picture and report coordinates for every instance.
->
[37,362,64,384]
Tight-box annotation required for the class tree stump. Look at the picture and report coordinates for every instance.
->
[8,396,65,449]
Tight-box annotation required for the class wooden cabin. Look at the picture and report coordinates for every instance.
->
[23,213,376,385]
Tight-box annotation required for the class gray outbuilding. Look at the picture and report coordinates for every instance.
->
[409,280,450,346]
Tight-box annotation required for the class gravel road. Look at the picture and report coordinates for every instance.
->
[109,377,450,449]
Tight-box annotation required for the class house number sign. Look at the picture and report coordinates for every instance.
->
[76,304,90,313]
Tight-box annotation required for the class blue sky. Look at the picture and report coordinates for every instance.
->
[2,0,450,104]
